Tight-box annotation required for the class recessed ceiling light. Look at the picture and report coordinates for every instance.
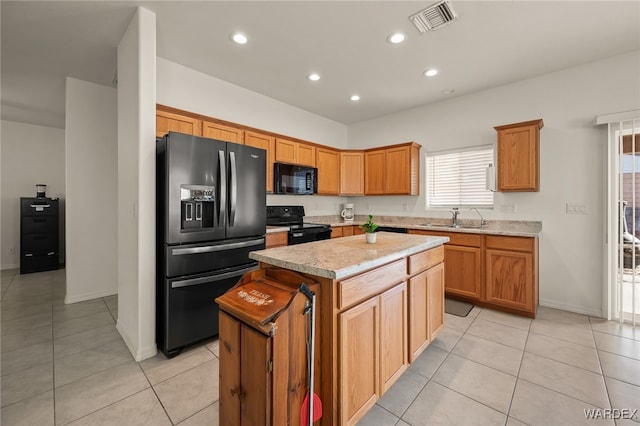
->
[442,88,456,95]
[350,95,361,101]
[424,68,438,77]
[387,32,406,44]
[308,73,321,81]
[231,32,248,44]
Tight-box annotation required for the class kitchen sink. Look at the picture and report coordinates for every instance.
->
[421,223,485,230]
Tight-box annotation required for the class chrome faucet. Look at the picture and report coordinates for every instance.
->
[470,207,488,228]
[449,207,460,227]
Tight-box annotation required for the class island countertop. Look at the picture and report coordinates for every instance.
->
[249,231,449,279]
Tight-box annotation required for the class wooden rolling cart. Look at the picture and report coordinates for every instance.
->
[216,269,320,425]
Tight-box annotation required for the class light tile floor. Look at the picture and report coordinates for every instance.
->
[1,268,639,425]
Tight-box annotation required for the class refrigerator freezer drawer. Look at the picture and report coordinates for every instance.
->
[165,237,265,278]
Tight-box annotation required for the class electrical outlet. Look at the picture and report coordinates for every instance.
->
[566,203,587,214]
[8,248,15,254]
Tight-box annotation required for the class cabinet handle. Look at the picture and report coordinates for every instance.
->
[24,253,33,257]
[47,252,55,256]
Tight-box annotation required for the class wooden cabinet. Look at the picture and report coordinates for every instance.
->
[495,119,543,192]
[275,138,316,167]
[409,229,538,318]
[244,131,275,193]
[379,282,408,394]
[156,109,201,137]
[343,226,354,237]
[364,143,420,195]
[353,225,365,235]
[408,247,444,362]
[485,235,537,316]
[331,227,343,238]
[202,120,243,143]
[317,147,340,195]
[340,296,380,426]
[364,149,386,195]
[340,151,365,195]
[266,231,287,248]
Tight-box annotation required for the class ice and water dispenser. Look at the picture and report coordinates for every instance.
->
[180,185,215,230]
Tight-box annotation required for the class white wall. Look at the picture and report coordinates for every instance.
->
[64,78,117,303]
[117,7,157,361]
[347,50,640,317]
[156,58,349,216]
[1,120,65,269]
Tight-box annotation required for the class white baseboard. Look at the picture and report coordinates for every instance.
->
[117,319,158,362]
[539,298,603,318]
[64,287,117,304]
[1,264,19,271]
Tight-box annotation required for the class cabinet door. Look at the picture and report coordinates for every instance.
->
[496,120,541,192]
[408,270,428,362]
[385,146,410,194]
[364,149,386,195]
[297,143,316,167]
[244,131,275,192]
[317,148,340,194]
[156,110,201,137]
[379,283,408,394]
[427,262,445,339]
[353,225,365,235]
[444,245,482,300]
[331,226,343,238]
[202,120,243,144]
[265,231,287,248]
[340,297,379,426]
[219,312,241,426]
[486,248,533,313]
[275,138,297,164]
[343,226,354,237]
[340,151,365,195]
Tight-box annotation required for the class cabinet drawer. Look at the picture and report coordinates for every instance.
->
[265,232,288,248]
[447,233,482,247]
[408,246,444,275]
[339,259,406,310]
[21,216,58,234]
[22,233,58,255]
[20,253,58,274]
[21,198,58,217]
[485,235,534,252]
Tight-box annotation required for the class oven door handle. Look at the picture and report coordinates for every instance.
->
[171,264,258,289]
[291,232,304,238]
[171,238,265,256]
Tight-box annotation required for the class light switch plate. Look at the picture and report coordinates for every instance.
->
[500,203,517,213]
[566,203,587,214]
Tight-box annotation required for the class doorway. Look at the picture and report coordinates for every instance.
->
[605,115,640,325]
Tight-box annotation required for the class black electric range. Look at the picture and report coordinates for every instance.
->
[266,206,332,245]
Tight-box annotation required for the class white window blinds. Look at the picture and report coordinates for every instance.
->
[426,146,494,207]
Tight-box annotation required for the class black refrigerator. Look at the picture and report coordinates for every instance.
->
[156,132,266,358]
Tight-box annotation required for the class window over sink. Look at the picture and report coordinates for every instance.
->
[426,145,494,208]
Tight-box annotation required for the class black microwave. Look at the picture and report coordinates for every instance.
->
[274,163,317,195]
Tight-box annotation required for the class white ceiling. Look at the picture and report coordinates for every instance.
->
[2,1,640,129]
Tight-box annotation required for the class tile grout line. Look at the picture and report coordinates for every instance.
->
[503,315,532,425]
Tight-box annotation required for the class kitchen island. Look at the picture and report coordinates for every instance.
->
[249,232,449,426]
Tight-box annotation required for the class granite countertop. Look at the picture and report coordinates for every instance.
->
[305,215,542,238]
[250,232,449,279]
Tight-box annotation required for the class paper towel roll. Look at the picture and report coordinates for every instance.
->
[486,164,496,192]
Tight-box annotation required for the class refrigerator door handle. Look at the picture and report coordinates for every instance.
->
[218,150,227,228]
[229,151,237,226]
[171,238,265,256]
[171,264,258,289]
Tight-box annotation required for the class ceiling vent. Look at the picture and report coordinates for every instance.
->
[409,0,459,33]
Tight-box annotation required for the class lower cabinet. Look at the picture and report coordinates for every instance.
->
[340,282,408,426]
[265,231,287,248]
[340,297,380,426]
[408,262,444,362]
[444,244,482,300]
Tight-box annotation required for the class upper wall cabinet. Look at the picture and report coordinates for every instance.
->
[202,120,244,144]
[156,110,201,138]
[495,119,543,192]
[275,138,316,167]
[244,131,275,193]
[340,151,365,196]
[364,143,421,196]
[317,147,340,195]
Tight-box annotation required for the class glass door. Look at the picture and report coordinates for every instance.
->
[606,117,640,325]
